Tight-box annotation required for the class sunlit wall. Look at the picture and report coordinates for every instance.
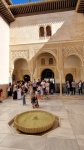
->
[0,15,9,84]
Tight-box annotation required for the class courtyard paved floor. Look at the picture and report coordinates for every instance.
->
[0,95,84,150]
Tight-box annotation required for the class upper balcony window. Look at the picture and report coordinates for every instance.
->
[49,58,53,64]
[46,26,51,37]
[41,58,45,65]
[39,27,45,37]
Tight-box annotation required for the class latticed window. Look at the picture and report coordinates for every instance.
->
[41,58,45,65]
[49,58,53,64]
[46,26,51,36]
[39,27,44,37]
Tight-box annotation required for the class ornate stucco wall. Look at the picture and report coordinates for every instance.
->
[10,11,84,44]
[10,10,84,83]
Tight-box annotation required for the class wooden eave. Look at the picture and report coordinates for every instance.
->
[0,0,15,23]
[9,0,77,16]
[76,0,84,13]
[5,0,12,5]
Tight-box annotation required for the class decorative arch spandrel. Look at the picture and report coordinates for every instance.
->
[10,50,29,69]
[62,44,84,66]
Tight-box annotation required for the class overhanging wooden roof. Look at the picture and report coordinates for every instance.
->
[76,0,84,13]
[0,0,83,24]
[9,0,78,16]
[0,0,15,23]
[5,0,12,5]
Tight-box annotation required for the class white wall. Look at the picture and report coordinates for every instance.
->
[0,15,9,84]
[10,11,84,45]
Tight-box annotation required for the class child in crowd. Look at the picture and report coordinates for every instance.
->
[31,92,39,108]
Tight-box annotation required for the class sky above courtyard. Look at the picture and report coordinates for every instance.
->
[11,0,41,4]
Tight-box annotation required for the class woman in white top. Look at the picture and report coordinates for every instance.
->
[17,85,22,100]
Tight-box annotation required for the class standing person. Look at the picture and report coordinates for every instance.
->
[50,81,54,94]
[31,92,39,108]
[36,79,41,87]
[17,85,22,100]
[33,79,37,92]
[41,80,46,95]
[29,83,33,99]
[45,81,50,98]
[0,87,3,103]
[78,80,83,95]
[66,80,70,96]
[7,83,12,97]
[21,85,26,105]
[71,79,76,95]
[13,84,17,100]
[24,81,28,93]
[40,85,44,100]
[37,85,41,100]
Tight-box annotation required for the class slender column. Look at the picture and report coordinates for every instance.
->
[30,71,33,82]
[58,71,62,96]
[57,45,64,96]
[28,51,35,82]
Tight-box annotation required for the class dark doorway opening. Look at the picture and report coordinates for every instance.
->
[65,73,73,91]
[41,69,54,82]
[24,75,30,81]
[65,73,73,83]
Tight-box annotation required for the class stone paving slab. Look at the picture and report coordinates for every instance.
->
[45,138,80,150]
[0,134,46,150]
[0,96,84,150]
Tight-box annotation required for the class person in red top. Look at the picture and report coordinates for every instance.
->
[0,87,3,103]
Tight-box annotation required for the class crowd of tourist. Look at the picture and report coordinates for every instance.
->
[0,79,83,105]
[6,79,54,108]
[65,79,83,96]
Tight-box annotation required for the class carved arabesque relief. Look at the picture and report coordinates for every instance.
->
[11,50,29,63]
[62,44,84,65]
[10,50,29,71]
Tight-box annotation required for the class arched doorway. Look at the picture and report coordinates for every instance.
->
[64,55,82,82]
[41,69,54,83]
[65,73,73,83]
[13,58,30,82]
[24,75,30,81]
[65,73,73,92]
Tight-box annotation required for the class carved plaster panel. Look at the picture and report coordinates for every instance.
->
[11,50,29,64]
[62,44,84,62]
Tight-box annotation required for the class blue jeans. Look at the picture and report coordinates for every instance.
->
[66,88,70,95]
[22,95,26,105]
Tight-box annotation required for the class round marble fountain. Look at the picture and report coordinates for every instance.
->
[14,110,56,134]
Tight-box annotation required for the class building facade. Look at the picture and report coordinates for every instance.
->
[0,0,84,97]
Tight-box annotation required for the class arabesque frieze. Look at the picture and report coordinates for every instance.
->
[62,44,84,60]
[11,50,29,63]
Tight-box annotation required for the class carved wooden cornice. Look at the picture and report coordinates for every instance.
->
[5,0,12,5]
[9,0,77,16]
[0,0,84,24]
[0,0,15,23]
[76,0,84,13]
